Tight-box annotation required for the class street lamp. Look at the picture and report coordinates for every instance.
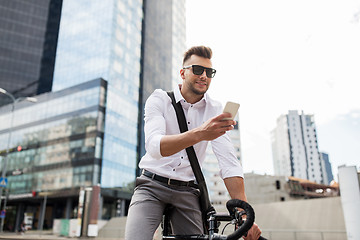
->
[0,87,37,232]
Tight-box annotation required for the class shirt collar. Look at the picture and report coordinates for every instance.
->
[174,84,208,104]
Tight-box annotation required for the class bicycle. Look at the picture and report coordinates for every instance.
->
[161,199,266,240]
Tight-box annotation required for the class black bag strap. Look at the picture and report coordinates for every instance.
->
[167,91,216,233]
[167,91,206,183]
[167,91,214,210]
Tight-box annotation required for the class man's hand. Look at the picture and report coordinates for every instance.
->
[160,113,236,156]
[196,112,236,141]
[243,222,261,240]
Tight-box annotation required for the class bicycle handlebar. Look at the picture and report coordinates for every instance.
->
[225,199,255,240]
[163,199,267,240]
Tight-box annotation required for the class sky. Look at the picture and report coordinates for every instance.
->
[186,0,360,180]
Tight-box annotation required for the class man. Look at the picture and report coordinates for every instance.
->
[125,46,261,240]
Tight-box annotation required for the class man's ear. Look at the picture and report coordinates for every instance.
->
[180,69,185,80]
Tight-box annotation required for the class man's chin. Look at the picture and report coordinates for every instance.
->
[188,84,208,96]
[193,89,207,95]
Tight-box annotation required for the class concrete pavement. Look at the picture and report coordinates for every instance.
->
[0,230,124,240]
[0,231,68,240]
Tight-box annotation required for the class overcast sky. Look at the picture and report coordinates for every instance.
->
[186,0,360,180]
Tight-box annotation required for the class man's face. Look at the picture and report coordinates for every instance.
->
[180,55,213,96]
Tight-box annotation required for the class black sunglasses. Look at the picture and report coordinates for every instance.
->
[183,65,216,78]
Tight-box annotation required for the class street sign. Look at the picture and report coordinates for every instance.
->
[0,177,8,188]
[0,210,5,218]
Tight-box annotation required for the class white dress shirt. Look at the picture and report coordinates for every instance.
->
[139,85,243,182]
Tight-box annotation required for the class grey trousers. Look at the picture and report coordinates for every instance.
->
[124,175,203,240]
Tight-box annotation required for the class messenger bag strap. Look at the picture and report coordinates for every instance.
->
[167,91,216,234]
[167,91,206,184]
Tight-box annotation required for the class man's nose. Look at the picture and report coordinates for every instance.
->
[200,70,207,79]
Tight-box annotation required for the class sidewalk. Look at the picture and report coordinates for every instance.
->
[0,230,68,240]
[0,230,124,240]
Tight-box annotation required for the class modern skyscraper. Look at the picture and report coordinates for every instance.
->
[53,0,144,190]
[0,0,62,107]
[138,0,186,165]
[52,0,186,188]
[271,110,325,184]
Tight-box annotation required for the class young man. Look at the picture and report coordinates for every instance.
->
[125,46,261,240]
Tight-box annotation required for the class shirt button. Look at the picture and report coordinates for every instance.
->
[173,169,175,171]
[187,122,190,124]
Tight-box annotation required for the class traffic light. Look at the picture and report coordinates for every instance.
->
[1,145,27,154]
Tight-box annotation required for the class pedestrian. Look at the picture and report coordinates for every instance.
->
[19,221,26,235]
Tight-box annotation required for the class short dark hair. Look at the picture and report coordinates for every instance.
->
[183,46,212,66]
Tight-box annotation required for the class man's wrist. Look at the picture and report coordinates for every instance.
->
[189,127,203,143]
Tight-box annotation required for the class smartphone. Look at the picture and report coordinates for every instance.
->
[222,101,240,120]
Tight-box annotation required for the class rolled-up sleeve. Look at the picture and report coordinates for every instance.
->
[211,132,244,179]
[206,102,243,179]
[144,90,166,159]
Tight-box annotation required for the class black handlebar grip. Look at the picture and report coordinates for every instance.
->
[226,199,255,240]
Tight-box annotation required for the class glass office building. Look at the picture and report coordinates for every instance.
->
[0,79,107,230]
[0,0,62,107]
[0,0,186,232]
[52,0,186,186]
[52,0,143,190]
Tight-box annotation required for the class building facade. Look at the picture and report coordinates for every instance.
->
[52,0,144,191]
[243,173,294,204]
[0,79,108,231]
[320,152,334,185]
[0,0,62,107]
[271,110,325,184]
[52,0,186,186]
[0,0,186,232]
[137,0,186,166]
[243,172,339,206]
